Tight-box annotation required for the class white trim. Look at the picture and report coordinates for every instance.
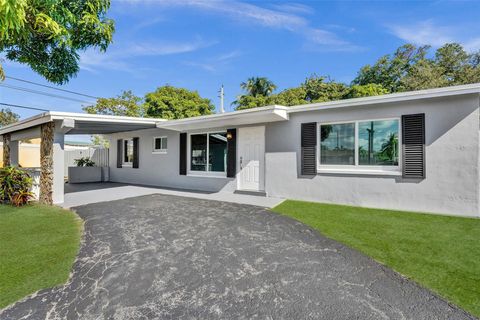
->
[152,136,168,154]
[187,130,228,178]
[288,83,480,114]
[317,117,401,175]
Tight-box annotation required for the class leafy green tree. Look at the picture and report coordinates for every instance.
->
[144,86,214,119]
[83,90,143,117]
[303,75,350,102]
[352,44,430,92]
[345,84,389,99]
[270,87,308,106]
[91,135,109,148]
[0,0,114,83]
[240,77,277,97]
[0,108,19,127]
[353,43,480,92]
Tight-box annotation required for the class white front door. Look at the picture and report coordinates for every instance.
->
[238,126,265,191]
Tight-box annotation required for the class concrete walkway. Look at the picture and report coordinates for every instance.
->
[1,194,474,320]
[62,182,284,208]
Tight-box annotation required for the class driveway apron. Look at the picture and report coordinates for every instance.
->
[0,194,474,319]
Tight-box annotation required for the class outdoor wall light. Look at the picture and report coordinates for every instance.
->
[226,132,233,140]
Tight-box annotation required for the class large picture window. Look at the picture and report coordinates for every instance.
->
[358,120,399,166]
[190,132,227,173]
[320,123,355,165]
[319,118,399,169]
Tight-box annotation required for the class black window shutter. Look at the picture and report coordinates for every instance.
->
[132,137,140,168]
[402,113,425,179]
[226,129,236,178]
[179,133,187,175]
[116,139,123,168]
[301,122,317,175]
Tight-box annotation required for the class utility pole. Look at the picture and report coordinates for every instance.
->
[218,85,225,113]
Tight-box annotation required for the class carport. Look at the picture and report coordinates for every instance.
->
[0,112,162,204]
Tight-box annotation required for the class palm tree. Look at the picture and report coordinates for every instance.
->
[380,132,398,164]
[240,77,277,97]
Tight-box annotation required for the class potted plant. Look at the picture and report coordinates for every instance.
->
[68,157,103,183]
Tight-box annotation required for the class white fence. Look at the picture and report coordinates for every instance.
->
[20,168,41,201]
[65,147,109,176]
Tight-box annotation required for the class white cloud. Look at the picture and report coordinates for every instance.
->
[79,37,216,73]
[183,49,243,72]
[119,0,359,51]
[389,19,480,51]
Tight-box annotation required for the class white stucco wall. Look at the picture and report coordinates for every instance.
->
[108,128,237,193]
[106,93,479,217]
[265,94,480,217]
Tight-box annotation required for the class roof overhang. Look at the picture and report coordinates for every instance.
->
[287,83,480,113]
[156,105,289,131]
[0,112,164,136]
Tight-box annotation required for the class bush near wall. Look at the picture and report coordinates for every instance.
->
[0,167,33,206]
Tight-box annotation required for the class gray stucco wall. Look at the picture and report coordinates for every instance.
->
[108,128,237,193]
[265,94,480,217]
[107,93,479,217]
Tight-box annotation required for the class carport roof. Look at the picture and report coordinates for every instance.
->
[0,111,163,135]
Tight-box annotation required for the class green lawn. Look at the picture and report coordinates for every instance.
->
[272,201,480,318]
[0,204,83,309]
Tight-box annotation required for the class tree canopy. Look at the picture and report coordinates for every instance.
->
[353,43,480,92]
[83,90,143,117]
[234,75,389,110]
[0,0,115,83]
[0,108,19,127]
[144,86,215,120]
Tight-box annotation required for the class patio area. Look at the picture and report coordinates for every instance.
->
[63,182,284,208]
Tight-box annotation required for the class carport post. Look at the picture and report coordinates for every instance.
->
[2,133,10,166]
[39,121,66,205]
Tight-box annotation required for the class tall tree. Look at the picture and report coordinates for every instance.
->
[144,86,214,119]
[240,77,277,97]
[83,90,143,117]
[353,43,480,92]
[0,108,20,127]
[0,0,114,83]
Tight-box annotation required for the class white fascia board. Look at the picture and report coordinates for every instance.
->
[49,112,165,124]
[156,105,289,131]
[0,112,52,135]
[287,83,480,113]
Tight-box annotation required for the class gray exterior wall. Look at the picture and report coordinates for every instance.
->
[108,128,237,193]
[107,93,480,217]
[265,94,480,217]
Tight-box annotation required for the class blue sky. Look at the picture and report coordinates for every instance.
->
[2,0,480,123]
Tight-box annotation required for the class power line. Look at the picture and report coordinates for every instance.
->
[5,75,101,100]
[0,102,49,112]
[0,83,95,104]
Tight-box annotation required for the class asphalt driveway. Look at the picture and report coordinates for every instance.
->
[1,194,474,319]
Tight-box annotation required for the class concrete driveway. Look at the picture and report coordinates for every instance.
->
[1,194,474,319]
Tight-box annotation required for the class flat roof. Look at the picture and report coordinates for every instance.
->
[1,83,479,135]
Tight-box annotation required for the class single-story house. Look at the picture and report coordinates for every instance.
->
[0,84,479,217]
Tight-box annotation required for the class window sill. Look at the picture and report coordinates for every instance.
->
[122,163,132,168]
[317,168,401,176]
[152,150,167,154]
[187,173,229,179]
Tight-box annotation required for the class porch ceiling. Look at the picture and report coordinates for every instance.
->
[156,105,289,131]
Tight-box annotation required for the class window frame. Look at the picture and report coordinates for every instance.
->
[317,117,401,175]
[187,130,227,178]
[152,136,168,154]
[122,138,134,168]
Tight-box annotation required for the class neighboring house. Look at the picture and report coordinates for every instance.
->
[0,84,479,217]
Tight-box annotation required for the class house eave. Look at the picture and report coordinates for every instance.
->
[156,105,289,131]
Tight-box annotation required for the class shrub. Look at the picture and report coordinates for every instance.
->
[0,167,33,206]
[74,157,95,167]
